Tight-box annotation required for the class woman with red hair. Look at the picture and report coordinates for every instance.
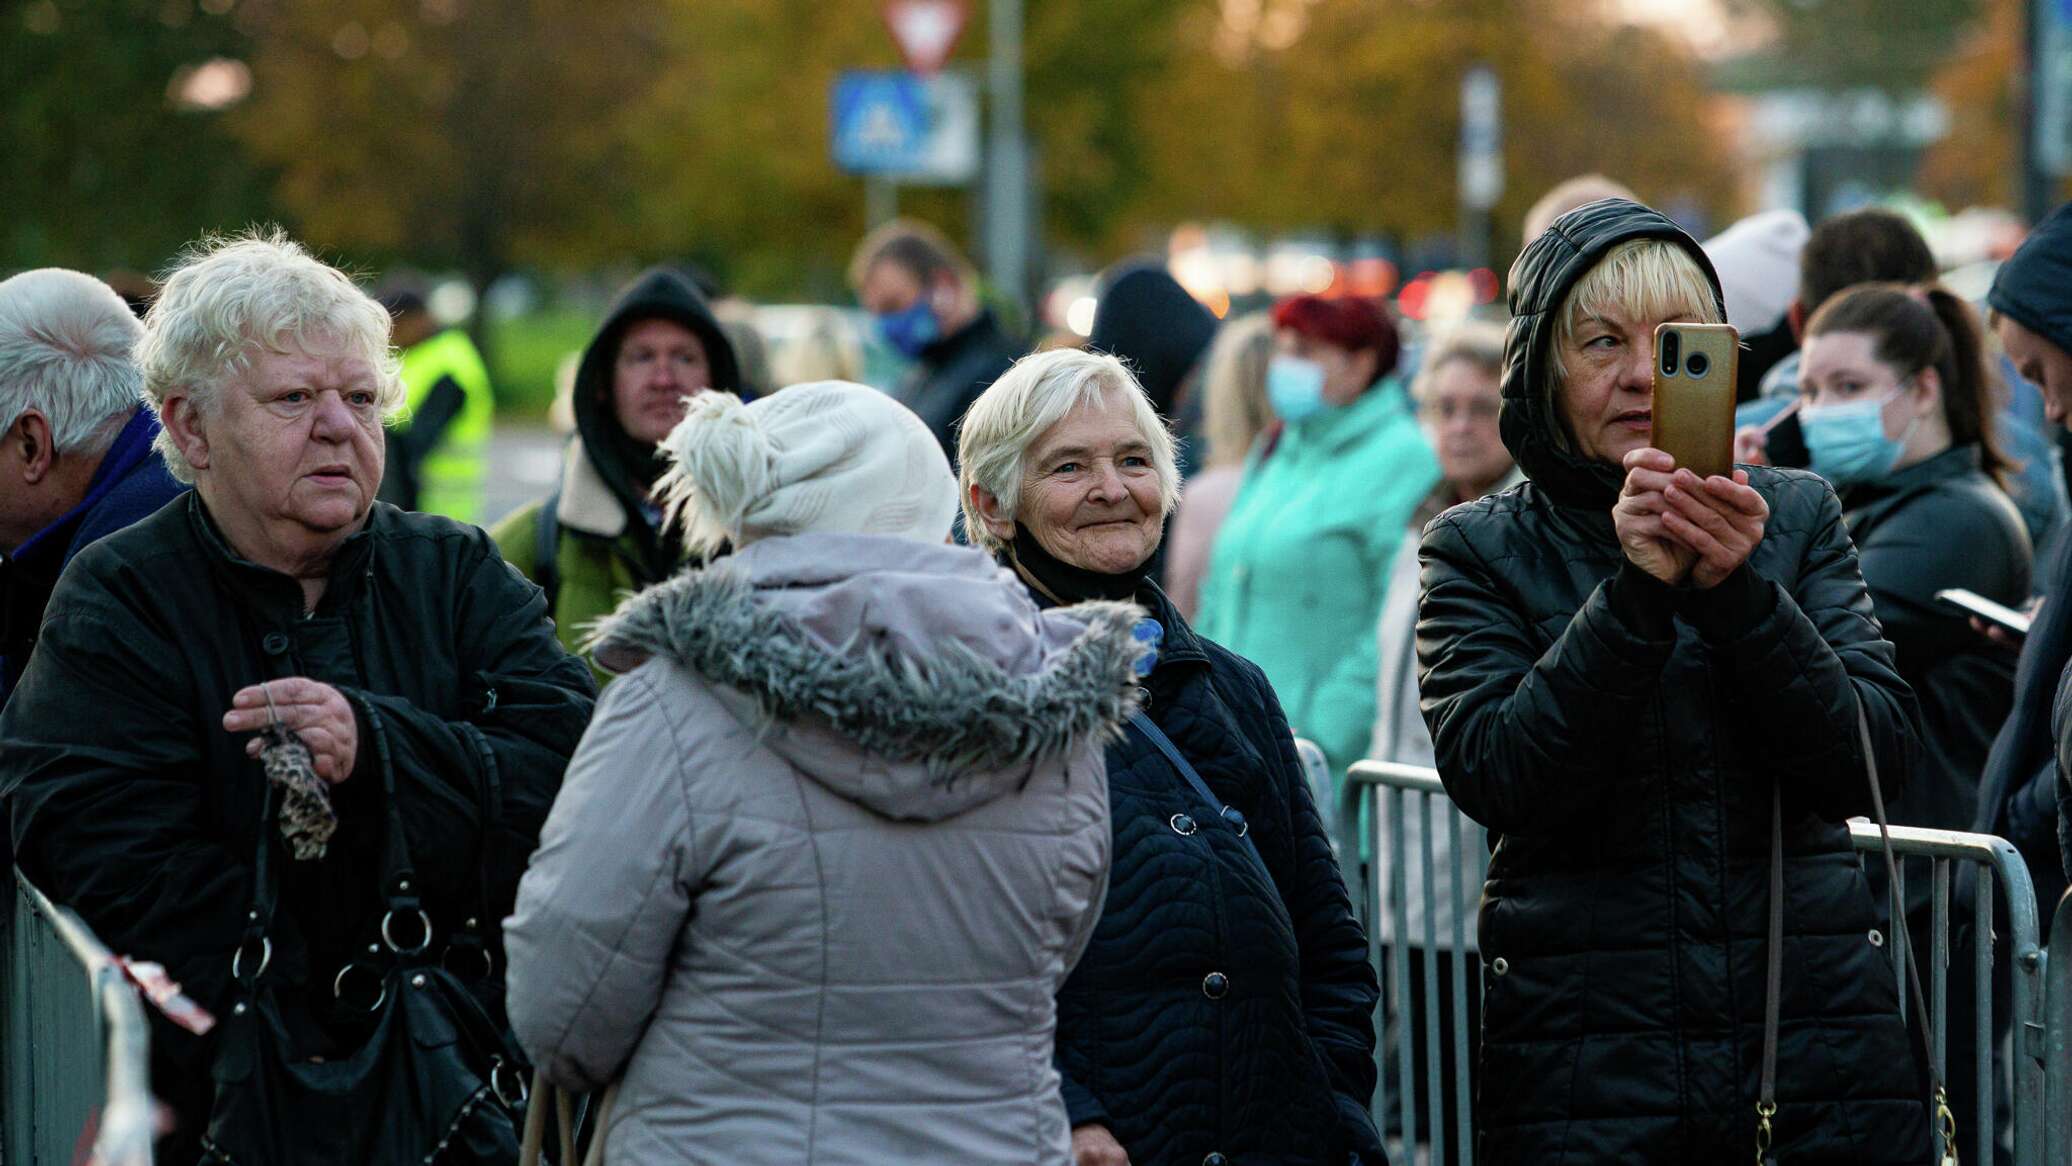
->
[1197,294,1440,776]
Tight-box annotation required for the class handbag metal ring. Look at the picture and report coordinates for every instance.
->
[490,1056,528,1107]
[381,908,435,956]
[231,935,272,981]
[1222,808,1250,838]
[441,942,495,980]
[331,961,389,1013]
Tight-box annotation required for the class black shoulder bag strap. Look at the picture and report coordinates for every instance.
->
[1756,702,1959,1165]
[533,489,563,616]
[1126,711,1268,874]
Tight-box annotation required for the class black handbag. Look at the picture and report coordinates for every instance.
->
[200,698,531,1166]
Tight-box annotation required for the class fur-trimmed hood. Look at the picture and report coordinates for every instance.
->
[586,532,1146,821]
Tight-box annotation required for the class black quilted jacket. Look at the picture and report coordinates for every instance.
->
[1050,583,1385,1166]
[1416,199,1933,1164]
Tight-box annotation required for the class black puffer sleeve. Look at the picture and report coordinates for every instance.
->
[1697,473,1920,820]
[1415,511,1678,835]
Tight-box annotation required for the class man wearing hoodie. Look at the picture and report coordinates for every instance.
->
[1975,202,2072,900]
[491,268,742,672]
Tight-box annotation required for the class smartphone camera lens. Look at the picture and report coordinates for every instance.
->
[1686,351,1709,378]
[1660,330,1680,377]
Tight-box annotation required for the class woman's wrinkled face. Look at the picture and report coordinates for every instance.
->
[191,345,386,548]
[1419,358,1510,494]
[1557,301,1696,466]
[1014,391,1165,574]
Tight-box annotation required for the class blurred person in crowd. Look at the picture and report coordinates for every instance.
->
[1367,319,1514,1163]
[1978,201,2072,905]
[1701,208,1810,402]
[715,304,773,399]
[1736,207,2065,559]
[1086,259,1221,474]
[375,286,494,522]
[1419,199,1929,1162]
[1520,173,1637,245]
[0,232,595,1160]
[508,381,1139,1165]
[103,268,157,317]
[0,268,184,704]
[491,267,743,674]
[769,306,863,386]
[960,348,1384,1166]
[1165,311,1274,620]
[849,217,1020,458]
[1797,282,2030,1146]
[1197,293,1439,776]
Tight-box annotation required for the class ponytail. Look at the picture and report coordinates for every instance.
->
[652,391,776,555]
[1804,283,2013,492]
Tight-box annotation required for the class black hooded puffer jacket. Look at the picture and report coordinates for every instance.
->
[1416,199,1932,1164]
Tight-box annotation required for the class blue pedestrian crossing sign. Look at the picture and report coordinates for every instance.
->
[832,71,931,175]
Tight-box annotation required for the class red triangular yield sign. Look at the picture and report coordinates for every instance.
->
[883,0,967,75]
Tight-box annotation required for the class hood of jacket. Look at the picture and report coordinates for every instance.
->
[572,267,743,529]
[585,532,1145,821]
[1087,262,1219,415]
[1500,198,1726,510]
[1990,200,2072,362]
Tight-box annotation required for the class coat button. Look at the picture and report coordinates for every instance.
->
[1491,957,1510,976]
[262,631,290,656]
[1204,1153,1229,1166]
[1868,929,1885,947]
[1201,971,1229,999]
[1170,813,1198,836]
[1135,686,1153,709]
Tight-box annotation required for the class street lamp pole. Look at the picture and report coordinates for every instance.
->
[985,0,1030,310]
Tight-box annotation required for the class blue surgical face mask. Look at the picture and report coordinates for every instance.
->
[1801,385,1918,488]
[876,299,940,360]
[1267,355,1329,424]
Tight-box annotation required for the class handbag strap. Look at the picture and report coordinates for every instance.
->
[1755,702,1959,1164]
[1126,712,1268,873]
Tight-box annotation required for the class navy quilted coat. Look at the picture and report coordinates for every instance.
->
[1050,583,1386,1165]
[1417,199,1932,1163]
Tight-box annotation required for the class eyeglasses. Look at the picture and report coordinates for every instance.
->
[1419,398,1500,423]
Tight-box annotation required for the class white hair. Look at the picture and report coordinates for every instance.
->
[0,269,146,456]
[957,348,1180,555]
[138,228,400,483]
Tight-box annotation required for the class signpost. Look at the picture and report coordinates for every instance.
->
[1457,65,1504,269]
[883,0,968,76]
[831,70,979,184]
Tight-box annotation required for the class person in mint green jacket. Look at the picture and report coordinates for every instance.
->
[1197,293,1439,776]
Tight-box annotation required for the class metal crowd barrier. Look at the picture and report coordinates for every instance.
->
[1337,760,2047,1166]
[2,869,156,1166]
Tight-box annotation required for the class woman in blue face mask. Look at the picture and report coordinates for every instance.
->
[1797,281,2031,1145]
[1195,294,1440,777]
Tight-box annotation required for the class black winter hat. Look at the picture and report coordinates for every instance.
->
[1087,262,1219,415]
[1989,201,2072,360]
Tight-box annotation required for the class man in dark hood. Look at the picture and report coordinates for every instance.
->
[1086,261,1219,475]
[1976,201,2072,900]
[491,267,741,673]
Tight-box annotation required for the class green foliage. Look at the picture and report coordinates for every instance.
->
[486,307,592,419]
[2,0,273,272]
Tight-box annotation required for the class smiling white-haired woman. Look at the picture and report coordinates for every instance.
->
[0,229,596,1164]
[959,347,1385,1166]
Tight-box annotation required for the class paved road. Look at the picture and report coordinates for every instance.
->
[480,423,569,529]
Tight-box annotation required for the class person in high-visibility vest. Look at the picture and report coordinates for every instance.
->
[378,289,493,522]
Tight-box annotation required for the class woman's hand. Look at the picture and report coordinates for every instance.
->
[1613,448,1697,585]
[1659,467,1770,589]
[1072,1124,1131,1166]
[224,677,359,782]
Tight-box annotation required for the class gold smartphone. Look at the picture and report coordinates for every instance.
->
[1650,322,1740,479]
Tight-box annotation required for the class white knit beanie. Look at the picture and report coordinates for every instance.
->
[1703,208,1811,334]
[654,381,958,550]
